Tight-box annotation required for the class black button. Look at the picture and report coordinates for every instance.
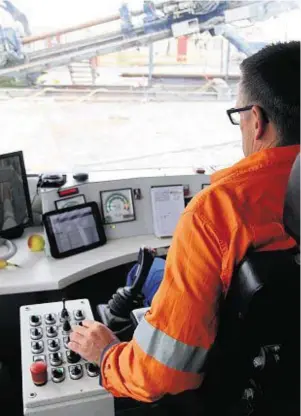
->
[31,315,39,323]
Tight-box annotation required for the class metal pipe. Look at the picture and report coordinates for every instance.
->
[22,1,177,45]
[22,15,121,44]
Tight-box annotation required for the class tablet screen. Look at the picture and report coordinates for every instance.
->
[43,202,106,258]
[50,206,100,253]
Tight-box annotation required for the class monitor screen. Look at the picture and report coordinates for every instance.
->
[0,151,32,236]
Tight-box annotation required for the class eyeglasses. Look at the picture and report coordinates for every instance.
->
[226,105,253,125]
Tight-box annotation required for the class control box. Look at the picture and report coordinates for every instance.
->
[20,299,114,416]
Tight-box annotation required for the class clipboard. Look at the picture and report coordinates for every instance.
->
[150,185,185,238]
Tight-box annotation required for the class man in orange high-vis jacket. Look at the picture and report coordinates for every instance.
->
[68,41,300,402]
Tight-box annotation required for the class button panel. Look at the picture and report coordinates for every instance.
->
[22,299,101,397]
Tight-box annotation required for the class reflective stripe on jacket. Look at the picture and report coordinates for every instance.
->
[101,145,300,402]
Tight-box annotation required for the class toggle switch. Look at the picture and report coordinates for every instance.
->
[31,327,43,340]
[47,339,60,352]
[46,325,58,338]
[31,341,44,354]
[44,313,56,325]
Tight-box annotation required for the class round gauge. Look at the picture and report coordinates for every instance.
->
[102,191,134,223]
[105,193,130,215]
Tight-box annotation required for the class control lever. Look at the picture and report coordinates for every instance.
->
[108,246,155,316]
[97,246,155,335]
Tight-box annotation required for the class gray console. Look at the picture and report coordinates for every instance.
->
[20,299,114,416]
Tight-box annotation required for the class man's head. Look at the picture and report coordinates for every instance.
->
[236,41,300,157]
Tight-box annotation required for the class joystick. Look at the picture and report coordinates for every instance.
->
[60,298,69,321]
[51,368,65,383]
[69,364,83,380]
[98,246,155,333]
[63,320,71,333]
[66,349,81,364]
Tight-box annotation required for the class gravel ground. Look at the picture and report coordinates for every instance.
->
[0,99,243,174]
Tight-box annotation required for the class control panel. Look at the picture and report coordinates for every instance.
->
[20,299,114,416]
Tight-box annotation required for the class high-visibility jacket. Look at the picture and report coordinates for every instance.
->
[100,144,300,402]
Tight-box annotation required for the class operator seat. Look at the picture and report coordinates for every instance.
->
[131,153,300,416]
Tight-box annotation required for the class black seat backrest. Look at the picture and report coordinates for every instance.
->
[197,154,300,416]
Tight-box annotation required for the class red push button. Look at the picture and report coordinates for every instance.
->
[30,361,48,386]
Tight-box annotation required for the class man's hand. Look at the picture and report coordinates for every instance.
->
[68,320,119,365]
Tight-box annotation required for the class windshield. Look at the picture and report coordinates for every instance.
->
[0,1,300,175]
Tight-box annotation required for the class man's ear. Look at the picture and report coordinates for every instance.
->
[252,105,267,140]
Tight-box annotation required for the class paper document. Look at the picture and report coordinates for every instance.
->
[150,185,185,238]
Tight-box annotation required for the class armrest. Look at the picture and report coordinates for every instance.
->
[130,307,150,328]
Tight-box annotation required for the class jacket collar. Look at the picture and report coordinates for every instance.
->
[211,145,300,184]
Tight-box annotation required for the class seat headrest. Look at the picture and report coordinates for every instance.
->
[283,153,300,245]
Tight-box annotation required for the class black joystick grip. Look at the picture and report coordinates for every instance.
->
[130,246,155,296]
[108,246,155,317]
